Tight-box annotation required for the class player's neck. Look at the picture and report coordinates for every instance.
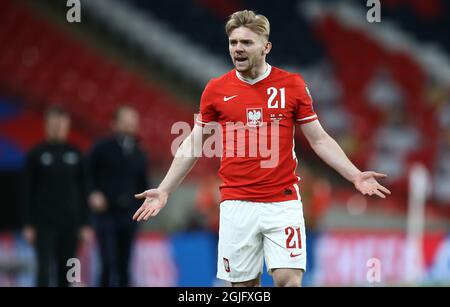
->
[238,62,268,80]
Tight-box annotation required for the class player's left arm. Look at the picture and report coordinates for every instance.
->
[300,120,391,198]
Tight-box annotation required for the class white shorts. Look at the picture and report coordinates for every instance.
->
[217,199,307,283]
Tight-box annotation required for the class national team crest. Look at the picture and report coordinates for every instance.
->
[223,258,230,272]
[246,108,263,127]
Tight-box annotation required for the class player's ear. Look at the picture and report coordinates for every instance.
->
[264,41,272,55]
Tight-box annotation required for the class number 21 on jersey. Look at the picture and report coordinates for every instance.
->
[267,87,286,109]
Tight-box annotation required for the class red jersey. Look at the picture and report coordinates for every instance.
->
[196,65,318,202]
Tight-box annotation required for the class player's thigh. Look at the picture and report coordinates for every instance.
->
[217,200,263,283]
[261,200,307,273]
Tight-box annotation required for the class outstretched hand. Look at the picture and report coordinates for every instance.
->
[133,189,169,222]
[353,171,391,198]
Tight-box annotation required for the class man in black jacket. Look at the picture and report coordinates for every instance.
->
[22,106,92,287]
[88,105,149,287]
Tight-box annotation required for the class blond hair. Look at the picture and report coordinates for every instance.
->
[225,10,270,40]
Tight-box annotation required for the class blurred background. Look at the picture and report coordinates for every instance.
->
[0,0,449,286]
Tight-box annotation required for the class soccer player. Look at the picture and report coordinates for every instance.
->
[133,10,390,287]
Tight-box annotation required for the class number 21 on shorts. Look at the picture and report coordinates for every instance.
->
[285,226,302,249]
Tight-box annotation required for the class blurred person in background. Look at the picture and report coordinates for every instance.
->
[298,165,332,286]
[88,105,149,287]
[22,106,92,287]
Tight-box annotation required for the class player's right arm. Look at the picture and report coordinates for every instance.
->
[133,124,208,222]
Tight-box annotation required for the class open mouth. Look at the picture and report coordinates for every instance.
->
[235,57,248,63]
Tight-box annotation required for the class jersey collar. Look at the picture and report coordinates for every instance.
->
[235,64,272,85]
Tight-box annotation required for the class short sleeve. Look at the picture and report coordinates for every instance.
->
[294,75,318,125]
[196,81,219,126]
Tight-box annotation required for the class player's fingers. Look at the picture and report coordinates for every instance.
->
[143,208,155,221]
[134,191,146,199]
[132,206,145,220]
[137,207,150,222]
[373,189,385,198]
[378,184,391,195]
[136,210,143,222]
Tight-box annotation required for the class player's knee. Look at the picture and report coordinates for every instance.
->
[272,269,303,287]
[275,277,301,287]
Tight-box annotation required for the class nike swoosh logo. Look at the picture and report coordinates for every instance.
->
[224,95,238,101]
[290,252,303,258]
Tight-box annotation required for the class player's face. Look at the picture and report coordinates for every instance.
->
[228,27,270,74]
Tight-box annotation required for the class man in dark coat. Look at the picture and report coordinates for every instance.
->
[88,105,149,287]
[22,106,92,287]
